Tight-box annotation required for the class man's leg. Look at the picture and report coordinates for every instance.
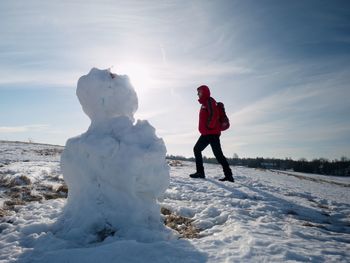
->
[192,135,210,176]
[209,135,234,182]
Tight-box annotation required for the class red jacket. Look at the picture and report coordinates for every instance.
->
[197,85,221,135]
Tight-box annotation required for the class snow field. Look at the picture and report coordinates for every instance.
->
[162,162,350,262]
[1,143,349,262]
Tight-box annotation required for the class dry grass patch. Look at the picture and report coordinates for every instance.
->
[0,175,31,188]
[168,160,184,167]
[18,175,31,185]
[302,221,328,230]
[0,208,11,218]
[161,207,201,239]
[4,199,26,210]
[56,184,68,194]
[34,148,63,156]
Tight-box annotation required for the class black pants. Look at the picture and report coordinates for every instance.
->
[194,135,232,176]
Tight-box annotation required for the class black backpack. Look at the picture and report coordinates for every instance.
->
[217,102,230,131]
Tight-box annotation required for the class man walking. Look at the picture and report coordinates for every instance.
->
[189,85,234,182]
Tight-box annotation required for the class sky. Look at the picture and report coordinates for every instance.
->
[1,0,350,160]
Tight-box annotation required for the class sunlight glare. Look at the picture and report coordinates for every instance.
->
[116,63,154,93]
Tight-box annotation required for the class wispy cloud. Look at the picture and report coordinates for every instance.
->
[0,124,49,133]
[0,68,78,89]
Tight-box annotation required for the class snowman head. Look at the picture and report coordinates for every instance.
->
[77,68,138,123]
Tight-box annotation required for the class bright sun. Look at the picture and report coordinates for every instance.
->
[116,63,153,92]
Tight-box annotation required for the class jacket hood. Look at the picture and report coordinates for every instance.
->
[197,85,210,104]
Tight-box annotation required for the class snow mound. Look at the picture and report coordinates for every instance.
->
[59,68,170,243]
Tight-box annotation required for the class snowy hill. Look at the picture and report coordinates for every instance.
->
[0,141,349,262]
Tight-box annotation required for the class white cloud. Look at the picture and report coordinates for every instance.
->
[0,124,49,133]
[0,68,77,88]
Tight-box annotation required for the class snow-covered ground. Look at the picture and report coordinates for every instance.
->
[0,141,349,262]
[271,169,350,185]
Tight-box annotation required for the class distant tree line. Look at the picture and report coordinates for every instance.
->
[166,155,350,176]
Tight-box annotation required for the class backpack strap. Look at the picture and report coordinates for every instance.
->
[207,97,217,129]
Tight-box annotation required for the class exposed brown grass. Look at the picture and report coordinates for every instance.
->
[56,184,68,194]
[168,160,184,167]
[44,184,68,199]
[0,208,10,218]
[4,199,26,209]
[161,207,201,239]
[34,148,63,156]
[18,175,31,185]
[302,222,327,230]
[0,175,31,188]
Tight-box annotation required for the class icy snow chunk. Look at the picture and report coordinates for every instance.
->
[59,68,170,243]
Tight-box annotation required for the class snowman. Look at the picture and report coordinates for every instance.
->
[59,68,170,243]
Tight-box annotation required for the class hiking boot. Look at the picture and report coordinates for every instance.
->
[189,172,205,179]
[219,176,234,182]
